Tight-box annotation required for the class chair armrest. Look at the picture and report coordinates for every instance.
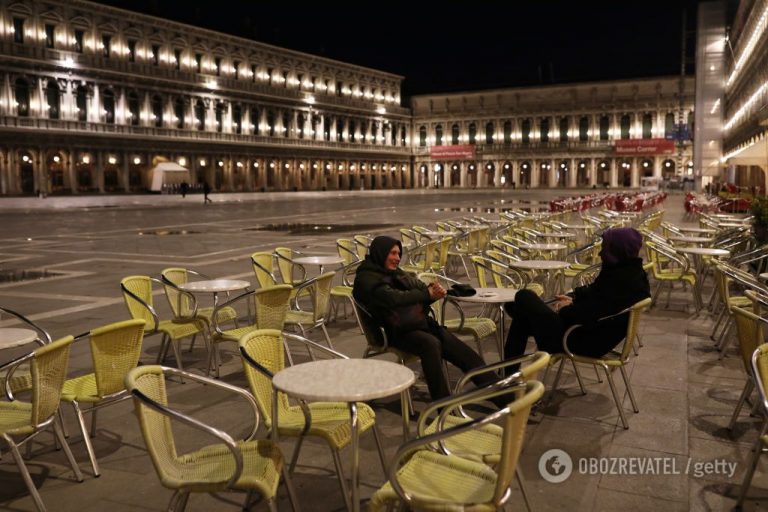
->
[251,258,280,286]
[283,332,349,359]
[160,275,200,322]
[212,290,254,335]
[452,351,548,395]
[339,260,362,287]
[0,306,51,343]
[121,279,162,334]
[441,297,466,330]
[292,275,321,310]
[274,251,307,283]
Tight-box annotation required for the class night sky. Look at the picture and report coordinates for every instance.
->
[93,1,701,98]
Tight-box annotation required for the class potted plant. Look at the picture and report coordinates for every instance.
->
[751,195,768,243]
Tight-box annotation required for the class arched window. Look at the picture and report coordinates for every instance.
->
[336,118,344,141]
[503,121,512,144]
[151,95,163,127]
[435,124,443,146]
[642,113,653,138]
[400,126,406,146]
[195,99,205,130]
[174,97,185,129]
[215,102,225,132]
[297,112,305,139]
[349,119,357,142]
[250,107,259,133]
[665,113,675,138]
[599,115,609,140]
[579,116,589,141]
[559,117,569,142]
[521,119,531,144]
[540,118,550,142]
[620,114,631,139]
[232,104,242,134]
[281,111,290,137]
[267,111,276,136]
[76,85,88,122]
[468,123,477,144]
[46,80,60,119]
[14,78,30,117]
[127,91,140,126]
[485,122,494,144]
[102,88,115,124]
[418,125,427,147]
[451,124,460,145]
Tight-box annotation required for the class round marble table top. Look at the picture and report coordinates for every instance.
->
[293,255,345,266]
[509,259,570,270]
[522,243,567,251]
[676,247,730,257]
[669,236,712,244]
[272,359,415,402]
[178,279,251,293]
[451,287,519,304]
[537,232,576,239]
[0,328,38,349]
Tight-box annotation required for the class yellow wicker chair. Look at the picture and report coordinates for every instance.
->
[335,238,360,265]
[251,251,280,288]
[548,297,652,429]
[369,380,544,512]
[645,240,698,310]
[712,263,759,359]
[160,267,238,332]
[208,285,292,376]
[284,272,335,351]
[238,329,385,509]
[0,336,84,512]
[329,260,364,333]
[0,306,51,398]
[121,275,203,373]
[737,342,768,508]
[274,247,307,287]
[60,319,146,477]
[352,234,370,260]
[728,305,768,431]
[126,365,297,512]
[418,272,499,361]
[401,239,439,274]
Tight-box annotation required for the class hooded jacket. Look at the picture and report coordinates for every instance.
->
[353,236,432,336]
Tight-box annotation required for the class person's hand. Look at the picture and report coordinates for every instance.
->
[428,282,447,300]
[552,294,573,312]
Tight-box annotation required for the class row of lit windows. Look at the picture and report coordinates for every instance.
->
[5,17,400,105]
[6,76,409,145]
[417,112,694,146]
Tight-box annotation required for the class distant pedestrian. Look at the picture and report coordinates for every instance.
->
[203,181,212,204]
[180,181,189,198]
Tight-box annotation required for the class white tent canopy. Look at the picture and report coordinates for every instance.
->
[149,162,191,192]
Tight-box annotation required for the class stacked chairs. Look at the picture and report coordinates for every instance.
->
[239,329,385,509]
[60,319,146,476]
[0,336,84,512]
[126,365,298,512]
[369,380,544,511]
[547,297,652,429]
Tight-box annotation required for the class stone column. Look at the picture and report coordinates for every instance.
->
[610,162,618,188]
[568,158,577,188]
[95,151,105,193]
[589,158,597,187]
[631,159,639,188]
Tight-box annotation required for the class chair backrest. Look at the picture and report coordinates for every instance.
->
[252,285,292,330]
[121,275,158,331]
[160,267,192,318]
[239,329,289,430]
[353,235,370,260]
[89,319,146,397]
[494,380,545,502]
[125,365,180,484]
[251,251,278,288]
[617,298,653,360]
[733,306,767,373]
[274,247,296,285]
[336,238,359,265]
[31,336,74,426]
[400,228,419,250]
[308,272,335,322]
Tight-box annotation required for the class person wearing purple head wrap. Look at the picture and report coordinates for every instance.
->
[503,227,650,370]
[354,236,500,402]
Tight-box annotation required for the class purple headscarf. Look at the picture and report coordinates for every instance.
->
[600,227,643,265]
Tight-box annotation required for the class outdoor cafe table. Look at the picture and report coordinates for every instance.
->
[450,287,519,358]
[272,359,415,512]
[293,254,345,274]
[676,247,730,313]
[0,328,38,350]
[669,236,713,246]
[520,243,567,260]
[509,260,570,296]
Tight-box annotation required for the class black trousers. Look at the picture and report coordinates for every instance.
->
[504,289,564,362]
[390,323,496,401]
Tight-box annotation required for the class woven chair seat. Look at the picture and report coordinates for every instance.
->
[444,317,496,339]
[158,319,201,339]
[197,305,238,325]
[330,285,353,297]
[525,283,545,296]
[61,374,101,402]
[285,310,314,324]
[169,439,283,496]
[0,401,35,435]
[277,401,376,450]
[654,270,696,285]
[0,370,32,397]
[563,263,590,277]
[729,296,753,308]
[423,415,503,465]
[370,450,497,511]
